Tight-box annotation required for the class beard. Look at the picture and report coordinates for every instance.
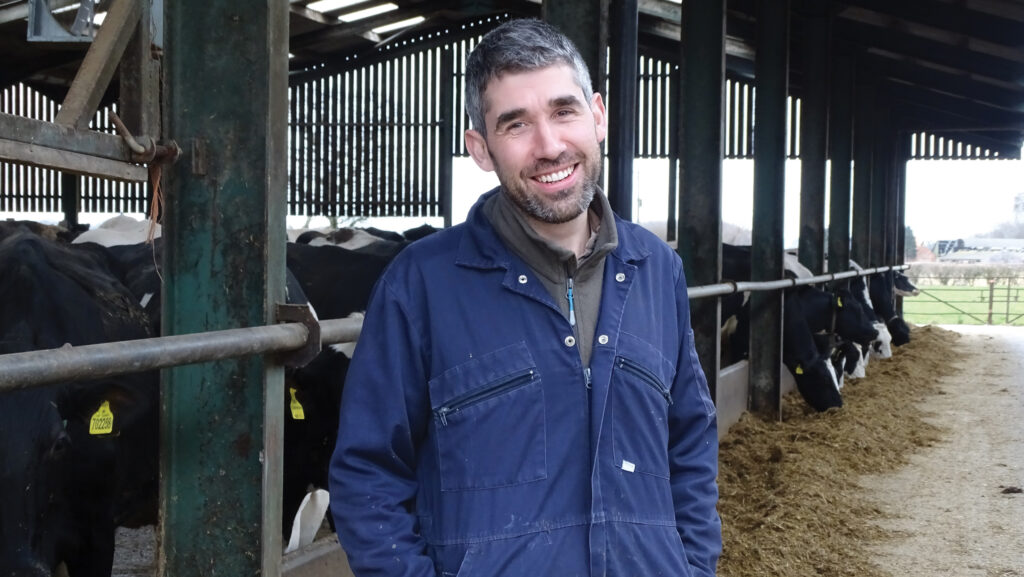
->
[494,149,601,224]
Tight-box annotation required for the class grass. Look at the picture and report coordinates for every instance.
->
[901,283,1024,326]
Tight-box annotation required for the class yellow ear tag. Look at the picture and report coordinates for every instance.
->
[89,400,114,435]
[837,297,843,308]
[795,365,804,375]
[289,388,305,420]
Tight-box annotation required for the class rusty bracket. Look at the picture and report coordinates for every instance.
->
[109,111,181,165]
[275,303,322,368]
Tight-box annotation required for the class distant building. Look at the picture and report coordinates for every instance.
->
[915,243,937,262]
[933,237,1024,264]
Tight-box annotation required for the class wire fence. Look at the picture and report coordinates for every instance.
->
[902,276,1024,326]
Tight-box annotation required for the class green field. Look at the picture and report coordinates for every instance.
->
[902,283,1024,326]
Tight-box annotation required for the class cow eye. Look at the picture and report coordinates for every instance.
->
[48,430,71,460]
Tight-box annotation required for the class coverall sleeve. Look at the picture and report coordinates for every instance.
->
[328,274,436,577]
[668,264,723,577]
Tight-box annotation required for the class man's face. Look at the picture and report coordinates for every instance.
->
[465,64,607,225]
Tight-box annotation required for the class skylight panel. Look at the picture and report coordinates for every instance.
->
[338,3,397,22]
[372,15,424,34]
[306,0,365,13]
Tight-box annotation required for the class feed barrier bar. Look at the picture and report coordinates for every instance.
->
[0,316,363,393]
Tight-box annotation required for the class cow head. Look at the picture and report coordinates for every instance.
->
[893,272,920,297]
[870,272,911,346]
[782,293,843,412]
[832,288,880,344]
[785,354,843,412]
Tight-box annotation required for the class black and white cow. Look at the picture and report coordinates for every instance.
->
[870,270,911,346]
[0,228,159,576]
[719,244,878,411]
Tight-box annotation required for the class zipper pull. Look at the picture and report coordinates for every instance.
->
[566,277,576,327]
[437,407,450,426]
[584,367,592,389]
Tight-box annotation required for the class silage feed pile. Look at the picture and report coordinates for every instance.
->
[716,325,963,577]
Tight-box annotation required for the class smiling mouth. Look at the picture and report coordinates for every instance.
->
[535,165,576,184]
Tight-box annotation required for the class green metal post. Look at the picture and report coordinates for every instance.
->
[161,0,289,574]
[678,0,725,403]
[750,0,789,419]
[798,3,830,275]
[828,45,853,274]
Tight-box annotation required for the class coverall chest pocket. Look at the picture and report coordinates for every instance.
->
[430,342,546,491]
[611,332,675,479]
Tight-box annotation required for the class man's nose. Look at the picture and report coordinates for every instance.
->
[532,120,567,159]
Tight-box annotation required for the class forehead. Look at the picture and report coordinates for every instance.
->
[482,64,584,115]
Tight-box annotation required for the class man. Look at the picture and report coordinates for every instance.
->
[329,18,721,577]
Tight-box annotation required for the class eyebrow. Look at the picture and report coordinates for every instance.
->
[493,94,586,130]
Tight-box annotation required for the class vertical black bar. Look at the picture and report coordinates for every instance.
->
[305,82,315,216]
[607,0,638,219]
[543,0,607,100]
[372,63,380,217]
[726,80,736,158]
[749,0,789,419]
[870,98,891,268]
[403,55,412,215]
[897,133,909,267]
[61,172,79,228]
[851,78,874,267]
[828,45,854,274]
[390,59,398,214]
[439,46,455,227]
[666,65,679,243]
[745,83,755,158]
[288,83,297,216]
[412,53,421,215]
[798,3,830,274]
[347,70,356,216]
[679,0,726,403]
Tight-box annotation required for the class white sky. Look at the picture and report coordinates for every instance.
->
[5,153,1021,245]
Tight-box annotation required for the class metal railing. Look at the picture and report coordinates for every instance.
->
[0,316,362,393]
[1,263,912,392]
[687,264,910,299]
[902,276,1024,325]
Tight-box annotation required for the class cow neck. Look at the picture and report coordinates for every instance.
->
[483,189,618,368]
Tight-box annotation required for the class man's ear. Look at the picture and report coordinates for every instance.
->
[590,92,607,144]
[464,129,495,172]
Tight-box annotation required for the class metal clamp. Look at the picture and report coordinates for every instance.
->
[275,303,322,368]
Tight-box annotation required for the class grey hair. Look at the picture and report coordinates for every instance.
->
[464,18,594,137]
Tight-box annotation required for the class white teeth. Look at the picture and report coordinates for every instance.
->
[537,166,573,183]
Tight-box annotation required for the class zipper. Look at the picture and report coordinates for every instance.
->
[616,357,672,405]
[566,276,576,327]
[583,367,592,389]
[435,369,536,426]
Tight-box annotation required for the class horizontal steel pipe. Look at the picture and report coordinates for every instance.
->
[686,264,910,300]
[0,317,362,393]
